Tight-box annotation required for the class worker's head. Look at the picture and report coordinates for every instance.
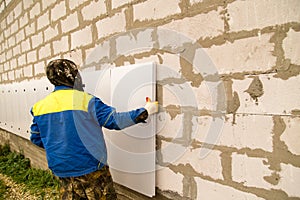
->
[46,59,84,91]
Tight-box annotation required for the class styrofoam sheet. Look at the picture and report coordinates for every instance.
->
[0,78,53,139]
[106,62,156,197]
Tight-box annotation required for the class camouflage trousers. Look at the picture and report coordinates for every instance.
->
[59,166,117,200]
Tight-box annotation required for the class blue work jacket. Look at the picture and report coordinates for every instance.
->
[30,85,146,178]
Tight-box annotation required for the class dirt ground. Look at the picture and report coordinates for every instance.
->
[0,174,58,200]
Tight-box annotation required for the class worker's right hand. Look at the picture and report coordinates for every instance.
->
[144,97,158,115]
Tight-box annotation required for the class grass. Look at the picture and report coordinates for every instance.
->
[0,179,7,199]
[0,144,59,198]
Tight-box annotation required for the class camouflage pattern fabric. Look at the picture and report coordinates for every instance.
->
[46,59,84,91]
[59,166,117,200]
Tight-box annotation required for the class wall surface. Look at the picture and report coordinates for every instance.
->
[0,0,300,199]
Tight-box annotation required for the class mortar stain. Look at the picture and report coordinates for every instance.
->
[263,172,280,186]
[269,24,300,80]
[223,79,240,124]
[274,63,300,80]
[182,176,197,200]
[244,76,264,104]
[291,109,300,116]
[165,105,181,120]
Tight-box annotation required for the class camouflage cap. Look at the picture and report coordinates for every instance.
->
[46,59,84,91]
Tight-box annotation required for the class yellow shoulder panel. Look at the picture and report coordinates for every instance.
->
[32,90,93,116]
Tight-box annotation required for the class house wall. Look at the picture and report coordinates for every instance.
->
[0,0,300,199]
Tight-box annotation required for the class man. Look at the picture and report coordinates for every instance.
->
[30,59,158,199]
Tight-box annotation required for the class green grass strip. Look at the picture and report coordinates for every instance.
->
[0,144,59,198]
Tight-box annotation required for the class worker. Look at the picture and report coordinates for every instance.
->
[29,59,158,200]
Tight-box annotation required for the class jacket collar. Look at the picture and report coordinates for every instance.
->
[54,85,73,91]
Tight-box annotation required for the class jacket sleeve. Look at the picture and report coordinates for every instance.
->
[29,109,44,148]
[89,97,148,130]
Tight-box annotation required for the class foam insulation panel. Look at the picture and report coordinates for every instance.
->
[0,62,156,197]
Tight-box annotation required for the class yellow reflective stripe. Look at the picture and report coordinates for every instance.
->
[32,90,93,116]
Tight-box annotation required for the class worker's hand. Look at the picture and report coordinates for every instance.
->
[144,97,158,115]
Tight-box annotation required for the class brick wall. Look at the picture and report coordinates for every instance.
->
[1,0,300,199]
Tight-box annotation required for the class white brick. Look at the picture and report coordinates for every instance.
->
[2,72,8,81]
[4,27,11,40]
[11,20,19,34]
[232,153,273,189]
[15,68,23,79]
[174,147,224,180]
[0,64,3,73]
[276,164,300,197]
[34,61,45,75]
[156,167,184,196]
[159,53,181,73]
[162,8,223,41]
[14,2,23,19]
[41,0,56,10]
[195,177,265,200]
[281,117,300,155]
[69,0,86,10]
[38,43,51,59]
[213,114,273,151]
[23,65,33,77]
[157,113,183,139]
[8,36,15,47]
[8,70,14,80]
[96,12,126,38]
[0,52,4,63]
[1,18,6,30]
[16,29,25,43]
[51,1,66,22]
[18,54,26,66]
[227,0,300,32]
[85,41,110,65]
[156,27,191,53]
[25,22,35,36]
[160,141,187,165]
[63,49,83,66]
[191,81,215,110]
[61,12,79,33]
[81,0,106,21]
[53,36,69,55]
[6,49,12,60]
[6,10,14,24]
[27,50,37,63]
[115,28,154,56]
[31,32,43,49]
[10,58,17,69]
[0,2,5,15]
[44,24,59,42]
[0,31,3,42]
[204,33,275,74]
[29,2,40,19]
[23,0,34,10]
[133,0,181,21]
[283,29,300,65]
[112,0,134,9]
[71,26,92,49]
[13,45,21,56]
[19,14,29,28]
[232,75,300,115]
[21,38,31,52]
[37,11,49,30]
[4,62,10,71]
